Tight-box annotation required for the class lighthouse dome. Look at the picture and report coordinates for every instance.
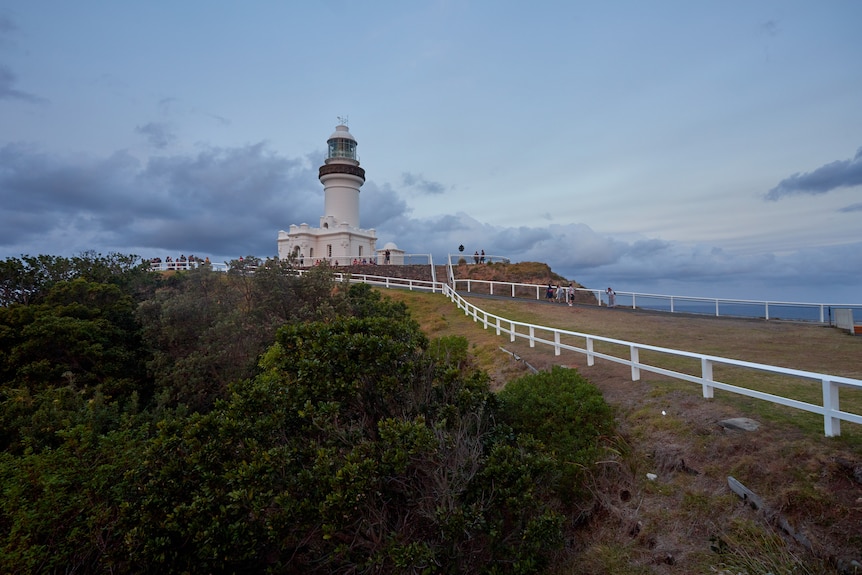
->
[328,124,356,142]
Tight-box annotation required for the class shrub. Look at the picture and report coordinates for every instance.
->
[497,366,615,499]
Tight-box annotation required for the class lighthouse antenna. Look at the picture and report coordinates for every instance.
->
[337,115,349,126]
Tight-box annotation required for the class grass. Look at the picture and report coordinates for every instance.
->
[455,294,862,444]
[379,287,862,573]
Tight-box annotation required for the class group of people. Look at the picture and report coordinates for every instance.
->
[542,284,617,308]
[546,283,576,307]
[150,254,210,270]
[473,250,486,264]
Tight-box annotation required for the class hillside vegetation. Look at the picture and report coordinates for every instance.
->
[383,285,862,575]
[0,254,617,574]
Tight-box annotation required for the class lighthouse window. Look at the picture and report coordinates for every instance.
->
[328,139,356,159]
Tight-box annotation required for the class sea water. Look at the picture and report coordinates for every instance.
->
[625,295,862,323]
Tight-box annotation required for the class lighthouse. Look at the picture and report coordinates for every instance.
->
[320,123,364,228]
[277,121,378,265]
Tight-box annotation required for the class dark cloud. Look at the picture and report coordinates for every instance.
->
[760,19,780,37]
[0,14,16,37]
[158,97,178,114]
[0,64,44,103]
[0,17,44,103]
[1,142,859,302]
[136,122,176,149]
[207,113,231,127]
[359,181,410,229]
[0,142,321,258]
[839,203,862,213]
[402,172,446,195]
[766,146,862,200]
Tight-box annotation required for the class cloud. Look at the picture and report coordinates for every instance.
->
[0,16,44,103]
[136,122,176,149]
[766,146,862,200]
[401,172,446,195]
[1,142,859,302]
[0,64,44,103]
[0,142,321,258]
[839,203,862,213]
[760,19,780,37]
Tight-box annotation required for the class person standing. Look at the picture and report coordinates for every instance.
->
[567,283,575,306]
[474,251,480,264]
[480,249,485,264]
[606,287,616,308]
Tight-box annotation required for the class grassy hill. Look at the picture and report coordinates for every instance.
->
[381,287,862,575]
[454,260,578,286]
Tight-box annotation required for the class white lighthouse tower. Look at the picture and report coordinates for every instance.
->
[321,123,363,227]
[277,121,377,265]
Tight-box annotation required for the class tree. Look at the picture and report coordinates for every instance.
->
[122,319,564,573]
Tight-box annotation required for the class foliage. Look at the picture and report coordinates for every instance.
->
[0,255,619,573]
[120,321,564,573]
[497,366,616,499]
[0,252,155,307]
[137,261,352,411]
[0,277,150,453]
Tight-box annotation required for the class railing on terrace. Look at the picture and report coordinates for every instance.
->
[441,284,862,437]
[447,253,511,266]
[332,272,444,293]
[145,262,861,435]
[150,260,230,272]
[452,278,862,324]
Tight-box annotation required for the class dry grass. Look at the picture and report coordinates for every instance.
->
[380,288,862,574]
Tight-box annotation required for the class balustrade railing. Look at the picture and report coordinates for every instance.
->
[441,284,862,437]
[451,278,862,324]
[146,258,862,435]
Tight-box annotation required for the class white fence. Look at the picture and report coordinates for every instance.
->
[146,262,862,435]
[451,278,862,324]
[441,284,862,437]
[333,272,443,293]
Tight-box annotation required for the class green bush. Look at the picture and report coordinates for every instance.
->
[497,366,615,499]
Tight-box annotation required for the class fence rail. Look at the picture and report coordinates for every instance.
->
[146,260,862,435]
[442,284,862,437]
[452,278,862,324]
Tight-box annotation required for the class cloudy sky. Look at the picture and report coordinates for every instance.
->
[1,1,860,303]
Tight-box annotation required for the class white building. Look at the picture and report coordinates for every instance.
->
[277,123,378,265]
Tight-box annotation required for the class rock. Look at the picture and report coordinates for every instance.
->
[719,417,760,431]
[646,473,657,481]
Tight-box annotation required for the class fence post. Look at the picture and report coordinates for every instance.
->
[554,331,561,356]
[586,337,595,366]
[495,317,501,336]
[529,326,535,348]
[822,378,841,437]
[630,345,640,380]
[510,321,516,342]
[701,358,714,399]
